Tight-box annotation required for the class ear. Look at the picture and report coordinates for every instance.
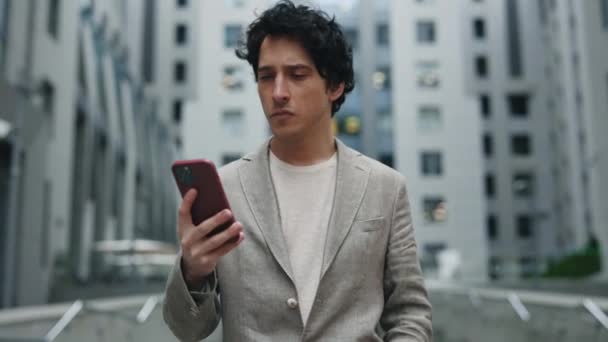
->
[327,82,345,102]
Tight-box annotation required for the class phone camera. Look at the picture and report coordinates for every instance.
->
[178,166,194,186]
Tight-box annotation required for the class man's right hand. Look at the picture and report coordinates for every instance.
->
[177,189,244,290]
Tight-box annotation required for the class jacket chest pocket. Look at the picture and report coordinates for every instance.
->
[328,218,388,288]
[352,217,386,232]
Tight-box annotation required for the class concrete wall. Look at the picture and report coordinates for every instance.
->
[391,0,488,281]
[184,0,272,163]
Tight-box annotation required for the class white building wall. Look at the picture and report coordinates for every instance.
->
[459,0,557,279]
[576,0,608,276]
[547,0,608,275]
[391,0,487,281]
[185,0,272,163]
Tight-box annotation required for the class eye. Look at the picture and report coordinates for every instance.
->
[258,74,274,81]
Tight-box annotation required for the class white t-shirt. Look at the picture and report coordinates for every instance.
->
[269,150,337,325]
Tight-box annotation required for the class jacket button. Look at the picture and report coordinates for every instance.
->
[286,298,298,309]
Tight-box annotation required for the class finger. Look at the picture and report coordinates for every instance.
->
[208,231,245,259]
[198,222,243,253]
[177,189,197,235]
[189,209,234,242]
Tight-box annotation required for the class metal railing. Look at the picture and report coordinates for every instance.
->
[0,295,161,342]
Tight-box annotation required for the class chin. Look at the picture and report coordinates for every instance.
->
[270,126,304,140]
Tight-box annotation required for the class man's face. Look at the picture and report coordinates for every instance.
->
[257,36,343,140]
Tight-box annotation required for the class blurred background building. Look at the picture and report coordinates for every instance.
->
[183,0,271,164]
[391,0,488,281]
[540,0,608,279]
[462,0,557,280]
[0,0,199,309]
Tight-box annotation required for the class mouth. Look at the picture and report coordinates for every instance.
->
[271,110,295,118]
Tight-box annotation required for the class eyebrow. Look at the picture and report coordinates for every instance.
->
[258,64,313,73]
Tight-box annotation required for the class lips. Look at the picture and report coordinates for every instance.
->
[271,110,295,118]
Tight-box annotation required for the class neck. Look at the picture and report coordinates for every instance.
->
[270,129,336,166]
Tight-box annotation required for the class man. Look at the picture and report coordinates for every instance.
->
[163,1,432,341]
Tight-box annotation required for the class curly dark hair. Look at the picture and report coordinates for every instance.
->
[235,0,355,116]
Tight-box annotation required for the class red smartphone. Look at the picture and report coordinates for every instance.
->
[172,159,236,240]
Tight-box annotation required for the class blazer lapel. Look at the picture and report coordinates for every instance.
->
[238,140,295,283]
[321,139,370,278]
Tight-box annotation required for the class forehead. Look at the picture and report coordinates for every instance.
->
[258,36,315,68]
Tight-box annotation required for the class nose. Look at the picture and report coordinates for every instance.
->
[272,74,290,104]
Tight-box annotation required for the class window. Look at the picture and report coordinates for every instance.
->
[47,0,60,39]
[506,0,523,77]
[224,24,242,48]
[222,109,244,135]
[420,151,443,176]
[513,172,534,197]
[416,20,436,43]
[377,23,389,46]
[222,66,244,90]
[417,61,440,88]
[379,153,394,168]
[508,94,529,117]
[483,134,493,157]
[473,18,486,39]
[142,0,156,82]
[475,55,488,78]
[373,67,391,90]
[175,24,188,45]
[538,0,548,24]
[40,80,55,115]
[511,134,532,156]
[489,257,502,280]
[423,196,447,223]
[418,105,442,131]
[422,243,447,270]
[480,94,491,118]
[174,61,187,83]
[176,0,188,7]
[519,257,537,277]
[488,215,498,240]
[173,100,183,124]
[601,0,608,30]
[517,215,533,238]
[485,174,496,197]
[222,153,242,165]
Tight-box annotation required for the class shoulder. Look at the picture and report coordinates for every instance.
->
[217,158,245,183]
[345,145,406,189]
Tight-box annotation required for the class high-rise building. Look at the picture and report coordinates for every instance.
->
[460,0,557,279]
[540,0,608,276]
[391,0,488,281]
[0,0,199,308]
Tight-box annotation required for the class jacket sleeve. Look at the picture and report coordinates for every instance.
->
[162,253,221,342]
[380,176,433,341]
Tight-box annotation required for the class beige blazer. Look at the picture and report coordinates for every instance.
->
[163,139,432,341]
